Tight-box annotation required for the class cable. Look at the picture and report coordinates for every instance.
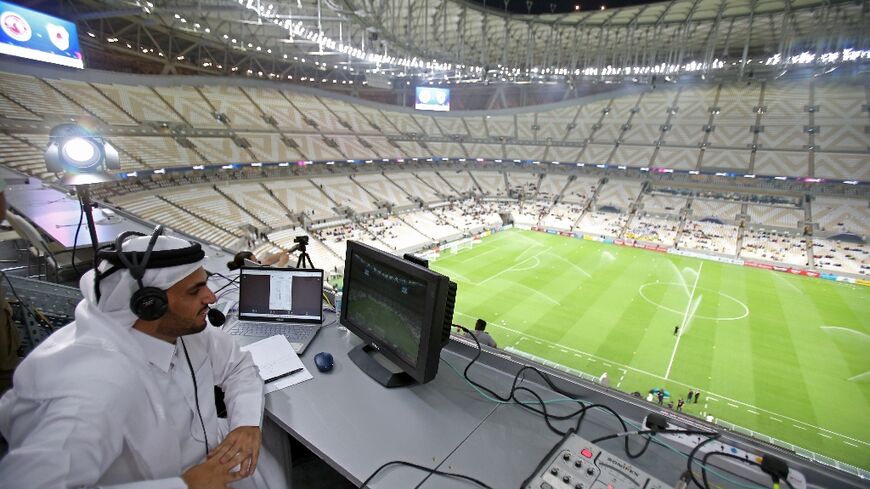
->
[213,274,241,294]
[442,339,772,489]
[701,451,763,489]
[71,203,84,277]
[361,460,493,489]
[0,269,55,333]
[180,338,209,460]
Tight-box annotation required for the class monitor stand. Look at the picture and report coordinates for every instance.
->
[348,344,414,388]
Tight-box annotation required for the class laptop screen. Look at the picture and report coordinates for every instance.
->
[238,267,324,323]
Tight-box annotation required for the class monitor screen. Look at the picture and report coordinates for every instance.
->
[341,241,455,385]
[238,267,323,323]
[415,87,450,112]
[0,1,83,69]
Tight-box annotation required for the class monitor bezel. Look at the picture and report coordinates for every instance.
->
[340,240,449,384]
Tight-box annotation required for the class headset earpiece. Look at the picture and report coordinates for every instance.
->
[130,286,169,321]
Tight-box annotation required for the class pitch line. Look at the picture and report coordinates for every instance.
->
[480,321,870,447]
[545,252,592,278]
[664,262,703,380]
[478,247,550,286]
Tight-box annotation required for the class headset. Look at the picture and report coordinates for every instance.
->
[94,225,205,320]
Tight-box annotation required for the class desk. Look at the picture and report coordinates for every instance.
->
[5,182,137,248]
[231,315,868,489]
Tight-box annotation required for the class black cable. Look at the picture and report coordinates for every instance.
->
[685,432,722,489]
[700,451,763,489]
[71,202,84,277]
[213,274,241,294]
[591,428,720,444]
[0,269,55,333]
[361,460,493,489]
[456,325,639,457]
[181,338,209,460]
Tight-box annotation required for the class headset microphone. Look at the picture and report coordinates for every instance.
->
[207,308,226,327]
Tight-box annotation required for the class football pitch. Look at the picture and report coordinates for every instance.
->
[430,228,870,470]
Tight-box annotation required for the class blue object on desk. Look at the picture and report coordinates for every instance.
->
[314,352,334,372]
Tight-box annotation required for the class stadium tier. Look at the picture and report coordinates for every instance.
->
[2,0,870,483]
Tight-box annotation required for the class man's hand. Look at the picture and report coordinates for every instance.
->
[182,442,248,489]
[208,426,262,478]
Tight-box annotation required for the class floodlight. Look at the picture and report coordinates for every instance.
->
[44,123,120,185]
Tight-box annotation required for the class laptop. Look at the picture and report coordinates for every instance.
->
[225,267,324,354]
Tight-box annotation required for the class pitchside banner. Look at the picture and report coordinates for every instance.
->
[0,1,83,68]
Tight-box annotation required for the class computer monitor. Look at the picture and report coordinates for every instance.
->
[340,241,456,387]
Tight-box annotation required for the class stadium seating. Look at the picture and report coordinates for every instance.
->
[812,197,870,237]
[812,239,869,276]
[0,67,867,278]
[741,228,808,266]
[625,215,680,246]
[679,220,740,255]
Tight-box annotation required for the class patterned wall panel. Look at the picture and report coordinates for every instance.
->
[48,79,136,125]
[515,113,536,139]
[412,115,444,136]
[611,145,656,166]
[753,150,809,177]
[246,133,304,162]
[701,148,751,171]
[240,87,306,130]
[708,124,754,147]
[199,85,270,129]
[153,86,223,128]
[814,153,870,180]
[757,124,807,150]
[189,137,256,163]
[653,146,700,170]
[580,144,614,164]
[433,117,468,137]
[463,143,503,159]
[486,115,515,138]
[353,106,401,134]
[622,123,662,144]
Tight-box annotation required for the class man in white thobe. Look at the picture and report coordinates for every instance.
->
[0,233,287,489]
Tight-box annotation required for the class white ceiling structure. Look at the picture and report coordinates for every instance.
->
[65,0,870,84]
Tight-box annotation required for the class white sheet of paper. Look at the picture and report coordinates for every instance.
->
[240,335,312,393]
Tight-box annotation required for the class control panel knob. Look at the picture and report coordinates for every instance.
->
[586,467,594,476]
[562,475,571,483]
[574,484,584,489]
[562,453,570,461]
[574,460,582,467]
[550,467,559,476]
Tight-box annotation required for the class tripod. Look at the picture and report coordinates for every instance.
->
[295,243,315,269]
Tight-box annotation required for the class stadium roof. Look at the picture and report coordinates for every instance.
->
[59,0,870,83]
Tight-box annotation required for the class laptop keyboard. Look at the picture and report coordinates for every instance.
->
[227,321,318,353]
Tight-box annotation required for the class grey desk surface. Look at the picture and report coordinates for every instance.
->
[228,314,867,489]
[232,317,502,488]
[5,182,138,248]
[4,180,235,274]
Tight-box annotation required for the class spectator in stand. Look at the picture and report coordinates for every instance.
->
[227,250,290,270]
[468,318,497,348]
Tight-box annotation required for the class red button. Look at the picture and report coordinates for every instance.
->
[580,448,593,458]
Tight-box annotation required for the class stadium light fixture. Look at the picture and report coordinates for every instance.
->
[44,124,120,186]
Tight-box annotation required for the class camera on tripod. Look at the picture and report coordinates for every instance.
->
[293,235,309,247]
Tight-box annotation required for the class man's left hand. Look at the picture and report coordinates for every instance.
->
[209,426,262,477]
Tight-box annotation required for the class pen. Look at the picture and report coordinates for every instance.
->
[264,368,304,384]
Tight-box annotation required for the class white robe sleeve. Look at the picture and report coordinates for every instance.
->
[205,326,265,430]
[0,392,187,489]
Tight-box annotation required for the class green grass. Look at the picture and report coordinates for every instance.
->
[430,228,870,470]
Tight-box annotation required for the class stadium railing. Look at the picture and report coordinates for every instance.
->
[713,418,870,480]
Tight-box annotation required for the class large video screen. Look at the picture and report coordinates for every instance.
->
[0,1,83,69]
[415,86,450,112]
